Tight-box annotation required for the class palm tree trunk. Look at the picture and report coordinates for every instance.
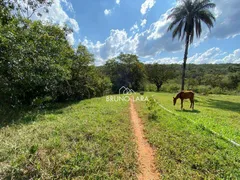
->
[181,33,190,91]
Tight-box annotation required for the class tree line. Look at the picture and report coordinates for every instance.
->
[100,58,240,95]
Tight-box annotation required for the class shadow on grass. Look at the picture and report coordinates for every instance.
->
[0,101,79,129]
[176,109,201,113]
[205,99,240,113]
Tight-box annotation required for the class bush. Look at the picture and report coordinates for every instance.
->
[146,97,159,121]
[209,87,223,94]
[144,83,157,92]
[237,83,240,93]
[0,19,108,106]
[194,85,211,95]
[161,83,180,93]
[0,20,73,105]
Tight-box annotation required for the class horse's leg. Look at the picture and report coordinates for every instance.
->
[181,99,183,110]
[192,99,194,110]
[190,98,192,108]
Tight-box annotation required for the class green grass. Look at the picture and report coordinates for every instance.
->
[148,92,240,144]
[134,92,240,179]
[1,92,240,179]
[0,97,137,179]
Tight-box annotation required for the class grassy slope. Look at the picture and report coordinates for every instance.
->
[0,97,137,179]
[149,92,240,143]
[135,92,240,179]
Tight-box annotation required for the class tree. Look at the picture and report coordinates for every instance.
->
[0,0,13,25]
[2,0,52,19]
[167,0,216,90]
[145,64,174,91]
[0,19,73,105]
[104,54,146,93]
[93,72,112,97]
[57,44,95,100]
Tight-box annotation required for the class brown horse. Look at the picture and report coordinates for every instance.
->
[173,91,194,110]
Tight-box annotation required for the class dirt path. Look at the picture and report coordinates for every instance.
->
[130,98,160,180]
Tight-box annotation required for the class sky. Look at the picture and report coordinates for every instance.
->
[27,0,240,65]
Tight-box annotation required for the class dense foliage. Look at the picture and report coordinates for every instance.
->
[143,64,240,94]
[0,5,111,106]
[101,62,240,95]
[145,64,175,91]
[103,53,146,93]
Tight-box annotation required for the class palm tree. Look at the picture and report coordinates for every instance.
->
[167,0,216,90]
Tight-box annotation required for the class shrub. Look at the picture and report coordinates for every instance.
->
[146,97,159,121]
[144,83,157,92]
[161,83,180,93]
[237,83,240,93]
[194,85,211,95]
[209,87,223,94]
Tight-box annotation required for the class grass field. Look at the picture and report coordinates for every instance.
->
[147,92,240,144]
[0,97,137,179]
[134,92,240,179]
[1,92,240,179]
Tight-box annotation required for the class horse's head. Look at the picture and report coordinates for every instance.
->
[173,97,177,106]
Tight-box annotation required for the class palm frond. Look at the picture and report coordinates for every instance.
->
[190,29,194,43]
[172,19,185,40]
[200,3,216,9]
[197,10,215,30]
[195,18,202,38]
[168,16,184,31]
[167,0,215,43]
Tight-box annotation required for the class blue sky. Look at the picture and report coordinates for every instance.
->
[29,0,240,65]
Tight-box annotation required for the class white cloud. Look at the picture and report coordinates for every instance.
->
[188,47,240,64]
[153,0,240,48]
[140,19,147,28]
[146,9,171,40]
[68,18,80,32]
[82,8,183,63]
[221,49,240,63]
[82,29,139,65]
[136,8,183,57]
[82,0,240,65]
[16,0,80,45]
[144,48,240,64]
[141,0,156,15]
[210,0,240,39]
[130,23,139,33]
[104,9,112,16]
[61,0,74,12]
[187,0,240,45]
[83,27,240,64]
[144,57,181,64]
[35,0,79,45]
[188,48,223,64]
[66,33,75,46]
[104,0,120,16]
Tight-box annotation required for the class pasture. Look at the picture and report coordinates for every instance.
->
[135,92,240,179]
[0,93,239,179]
[0,98,137,179]
[146,92,240,143]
